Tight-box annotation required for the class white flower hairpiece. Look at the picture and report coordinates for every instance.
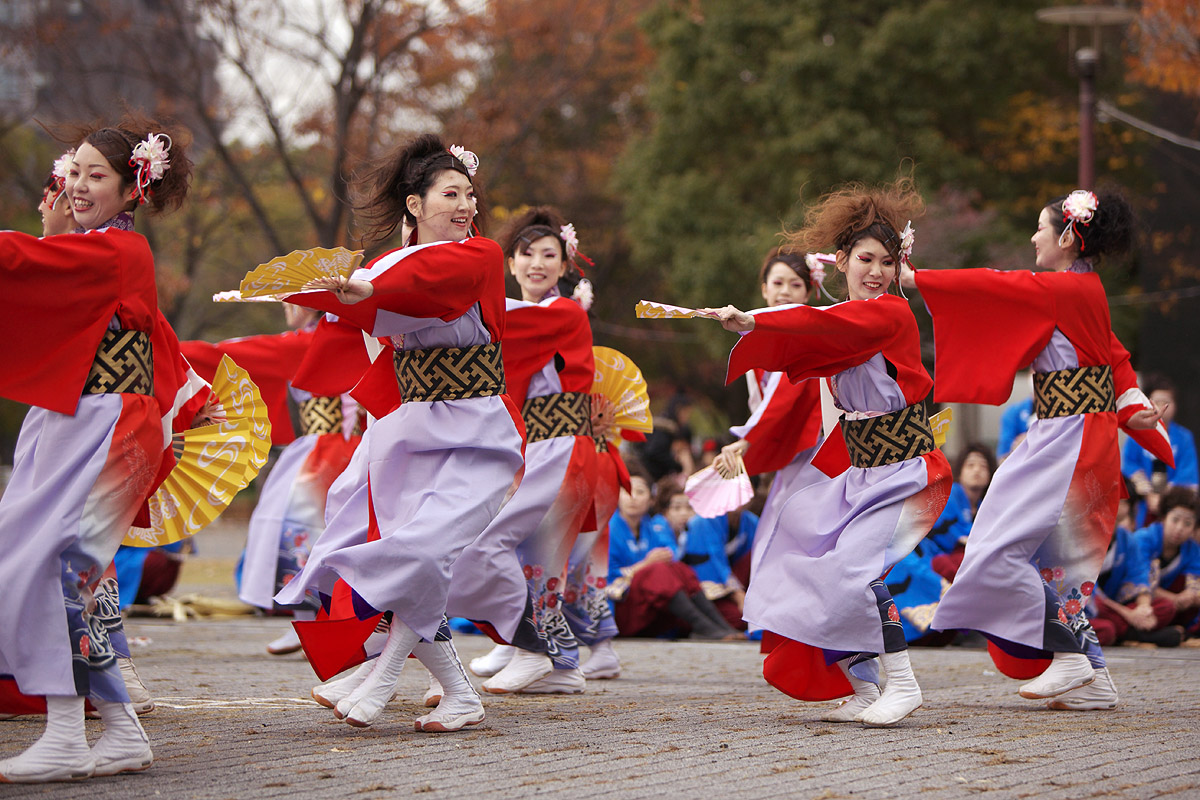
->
[1059,189,1098,250]
[899,220,915,265]
[572,277,594,311]
[560,223,580,262]
[52,149,74,184]
[448,144,479,177]
[129,132,172,205]
[804,253,828,286]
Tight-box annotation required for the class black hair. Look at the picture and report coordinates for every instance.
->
[758,247,813,291]
[1045,188,1134,260]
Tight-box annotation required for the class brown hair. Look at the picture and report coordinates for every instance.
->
[784,176,923,295]
[56,112,193,215]
[353,133,480,246]
[758,247,813,291]
[655,477,688,515]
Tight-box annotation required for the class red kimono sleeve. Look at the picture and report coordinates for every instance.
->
[0,230,156,413]
[291,319,372,399]
[914,269,1057,405]
[1110,330,1174,467]
[727,295,907,386]
[503,298,594,406]
[740,377,822,475]
[285,238,505,340]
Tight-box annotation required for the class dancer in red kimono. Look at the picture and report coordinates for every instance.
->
[703,179,950,727]
[0,116,200,782]
[448,207,598,694]
[906,189,1172,710]
[272,135,525,732]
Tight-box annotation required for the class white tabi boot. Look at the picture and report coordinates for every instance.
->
[89,698,153,776]
[1047,667,1118,710]
[481,647,553,694]
[858,650,923,727]
[335,619,421,727]
[1018,652,1095,699]
[118,657,155,715]
[469,644,515,677]
[580,639,621,680]
[411,640,485,732]
[821,660,882,723]
[519,668,586,694]
[0,696,94,783]
[423,672,444,708]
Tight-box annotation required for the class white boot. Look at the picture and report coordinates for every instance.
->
[1047,667,1118,711]
[411,640,485,732]
[469,644,515,677]
[89,698,153,776]
[0,696,94,783]
[266,628,302,655]
[1018,652,1095,699]
[821,660,882,723]
[481,648,553,694]
[312,662,374,709]
[580,639,621,680]
[118,658,154,715]
[858,650,923,727]
[518,668,586,694]
[335,619,421,727]
[423,672,443,708]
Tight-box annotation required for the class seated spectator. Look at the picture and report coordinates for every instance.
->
[606,470,740,640]
[1135,486,1200,637]
[929,443,996,581]
[1088,487,1183,647]
[997,394,1034,461]
[1122,374,1198,526]
[888,443,995,645]
[680,501,760,632]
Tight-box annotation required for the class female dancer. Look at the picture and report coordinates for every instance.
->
[272,134,525,731]
[448,207,597,695]
[704,178,950,727]
[0,116,196,781]
[909,189,1171,710]
[711,248,823,581]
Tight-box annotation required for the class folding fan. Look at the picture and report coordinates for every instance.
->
[238,246,365,298]
[211,290,281,303]
[123,355,271,547]
[634,300,719,320]
[929,408,953,449]
[591,346,653,442]
[685,455,754,518]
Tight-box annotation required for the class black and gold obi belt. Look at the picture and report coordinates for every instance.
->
[842,402,935,469]
[522,391,593,444]
[83,329,153,396]
[1033,365,1115,419]
[394,342,506,403]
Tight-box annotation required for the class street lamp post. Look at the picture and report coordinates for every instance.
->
[1036,5,1136,190]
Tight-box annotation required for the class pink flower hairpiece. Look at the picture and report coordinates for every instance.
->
[129,133,172,205]
[899,221,915,265]
[571,277,594,311]
[1060,189,1098,250]
[805,252,839,302]
[50,149,75,208]
[560,223,580,262]
[448,144,479,177]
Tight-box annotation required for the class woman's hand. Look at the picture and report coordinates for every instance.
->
[303,275,374,305]
[899,262,917,291]
[700,305,755,333]
[712,439,749,478]
[1125,601,1157,631]
[645,547,675,564]
[1126,404,1166,430]
[190,393,226,428]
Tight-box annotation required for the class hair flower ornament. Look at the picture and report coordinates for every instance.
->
[572,277,594,311]
[805,252,838,302]
[899,221,915,265]
[560,223,580,262]
[50,149,75,208]
[129,132,172,205]
[448,145,479,177]
[1060,189,1099,250]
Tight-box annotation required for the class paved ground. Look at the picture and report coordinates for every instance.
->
[2,521,1199,799]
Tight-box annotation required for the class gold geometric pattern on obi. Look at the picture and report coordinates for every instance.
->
[394,342,505,403]
[1033,365,1115,419]
[298,396,344,436]
[522,391,592,443]
[83,329,153,396]
[842,403,935,469]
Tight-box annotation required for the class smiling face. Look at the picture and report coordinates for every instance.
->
[406,169,476,245]
[837,237,895,301]
[1031,206,1075,271]
[509,234,566,303]
[38,186,75,237]
[761,261,810,307]
[67,142,133,231]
